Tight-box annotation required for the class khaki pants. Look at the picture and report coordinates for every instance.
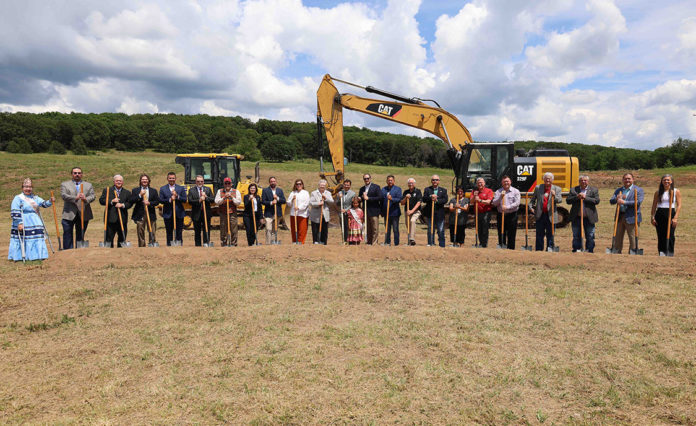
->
[615,215,636,253]
[365,215,380,245]
[265,216,279,244]
[136,219,157,247]
[220,211,238,246]
[405,210,421,243]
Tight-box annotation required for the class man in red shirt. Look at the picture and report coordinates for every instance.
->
[470,178,494,247]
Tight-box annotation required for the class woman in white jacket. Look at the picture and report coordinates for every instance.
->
[309,179,334,245]
[286,179,310,244]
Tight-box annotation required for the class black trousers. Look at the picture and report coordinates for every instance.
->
[164,217,184,245]
[496,211,518,250]
[474,211,490,247]
[105,222,127,247]
[311,218,328,244]
[192,217,211,246]
[243,214,261,246]
[655,208,676,254]
[449,223,466,244]
[62,217,89,249]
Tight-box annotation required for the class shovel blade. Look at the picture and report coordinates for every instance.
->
[148,242,160,247]
[606,247,620,254]
[120,241,132,248]
[666,251,674,257]
[496,244,507,249]
[76,240,89,248]
[547,246,559,253]
[629,248,643,255]
[98,241,112,248]
[521,245,533,251]
[171,240,182,247]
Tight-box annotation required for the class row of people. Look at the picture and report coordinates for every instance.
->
[8,168,683,260]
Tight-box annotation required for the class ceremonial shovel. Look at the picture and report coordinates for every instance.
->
[251,198,259,246]
[450,195,460,247]
[547,195,559,252]
[382,198,391,246]
[473,200,482,248]
[18,201,26,263]
[294,198,301,245]
[50,191,62,251]
[496,193,507,249]
[521,193,532,251]
[606,202,621,254]
[37,209,55,254]
[171,197,182,247]
[202,198,213,247]
[75,184,89,248]
[99,187,112,248]
[270,202,281,245]
[659,189,674,257]
[144,192,159,247]
[576,198,585,253]
[629,188,643,255]
[314,195,324,245]
[225,198,233,247]
[116,205,132,248]
[427,197,435,247]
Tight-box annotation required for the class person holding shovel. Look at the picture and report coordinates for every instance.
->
[287,179,310,244]
[309,179,334,245]
[159,172,187,246]
[335,179,355,244]
[60,167,95,249]
[9,178,55,261]
[243,183,264,246]
[215,177,241,246]
[469,178,494,248]
[650,174,682,255]
[422,175,448,247]
[129,174,159,247]
[529,172,562,251]
[566,175,600,253]
[347,196,364,245]
[188,175,214,247]
[609,173,644,254]
[448,186,469,246]
[358,174,383,245]
[99,175,132,248]
[381,175,402,246]
[400,178,422,246]
[491,176,520,250]
[261,176,286,245]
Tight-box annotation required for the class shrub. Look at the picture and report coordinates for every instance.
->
[6,138,32,153]
[71,136,88,155]
[48,140,67,154]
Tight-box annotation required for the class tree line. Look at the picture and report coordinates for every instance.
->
[1,112,693,171]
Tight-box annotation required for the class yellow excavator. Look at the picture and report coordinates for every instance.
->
[316,74,580,224]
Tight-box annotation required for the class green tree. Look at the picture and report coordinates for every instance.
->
[48,140,67,154]
[260,134,295,162]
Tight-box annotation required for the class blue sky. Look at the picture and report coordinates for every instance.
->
[0,0,695,150]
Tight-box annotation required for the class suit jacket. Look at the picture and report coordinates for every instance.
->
[381,185,403,217]
[60,180,95,221]
[529,184,562,221]
[609,185,644,224]
[187,186,214,222]
[566,185,600,224]
[99,186,132,224]
[159,184,187,220]
[261,186,286,218]
[129,187,160,223]
[358,183,383,217]
[422,186,448,219]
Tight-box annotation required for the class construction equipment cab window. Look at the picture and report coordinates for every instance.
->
[459,145,513,193]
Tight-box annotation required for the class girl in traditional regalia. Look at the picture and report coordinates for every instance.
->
[9,178,54,261]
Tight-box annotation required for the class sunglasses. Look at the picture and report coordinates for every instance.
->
[432,179,440,181]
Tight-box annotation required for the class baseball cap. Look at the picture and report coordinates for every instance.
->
[223,177,232,184]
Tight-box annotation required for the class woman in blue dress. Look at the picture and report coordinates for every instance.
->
[9,178,54,262]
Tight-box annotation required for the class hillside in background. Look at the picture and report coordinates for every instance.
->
[1,112,695,171]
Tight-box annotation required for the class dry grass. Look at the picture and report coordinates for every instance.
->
[1,152,695,423]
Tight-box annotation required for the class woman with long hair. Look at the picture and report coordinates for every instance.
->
[9,178,55,261]
[650,174,682,255]
[242,183,264,246]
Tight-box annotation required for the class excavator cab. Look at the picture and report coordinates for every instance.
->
[456,143,514,195]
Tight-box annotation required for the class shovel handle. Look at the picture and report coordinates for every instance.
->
[80,184,85,232]
[666,189,673,241]
[634,188,639,238]
[50,191,61,245]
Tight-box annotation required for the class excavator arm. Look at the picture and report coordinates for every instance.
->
[317,74,473,191]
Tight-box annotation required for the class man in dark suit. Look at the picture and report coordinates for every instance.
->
[261,176,286,244]
[60,166,95,249]
[130,174,160,247]
[566,175,600,253]
[187,175,214,246]
[358,173,383,245]
[98,174,132,248]
[422,174,448,247]
[159,171,187,246]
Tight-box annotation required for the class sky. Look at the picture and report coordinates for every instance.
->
[1,0,695,150]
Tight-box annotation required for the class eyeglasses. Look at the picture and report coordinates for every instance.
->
[72,172,82,175]
[432,179,440,181]
[363,178,370,181]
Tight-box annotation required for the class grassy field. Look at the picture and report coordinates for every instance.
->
[0,151,695,424]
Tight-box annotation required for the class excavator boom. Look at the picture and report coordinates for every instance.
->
[317,74,473,191]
